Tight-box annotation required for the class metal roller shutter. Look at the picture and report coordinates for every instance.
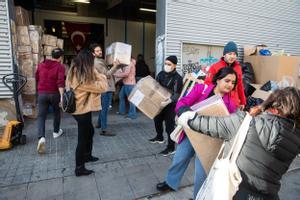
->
[165,0,300,73]
[0,0,13,98]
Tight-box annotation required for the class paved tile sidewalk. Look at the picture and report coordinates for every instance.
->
[0,110,299,200]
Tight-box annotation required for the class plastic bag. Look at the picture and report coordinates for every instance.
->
[277,76,295,88]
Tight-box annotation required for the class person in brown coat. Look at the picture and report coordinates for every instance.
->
[67,49,108,176]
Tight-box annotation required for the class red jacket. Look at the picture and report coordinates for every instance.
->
[35,60,65,93]
[204,58,246,106]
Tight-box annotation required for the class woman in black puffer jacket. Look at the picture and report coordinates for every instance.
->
[178,87,300,200]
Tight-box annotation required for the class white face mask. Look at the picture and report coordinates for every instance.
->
[164,65,173,72]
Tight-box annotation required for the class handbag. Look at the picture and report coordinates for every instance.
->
[62,83,80,113]
[196,113,252,200]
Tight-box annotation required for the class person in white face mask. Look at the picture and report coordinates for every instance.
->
[148,56,183,156]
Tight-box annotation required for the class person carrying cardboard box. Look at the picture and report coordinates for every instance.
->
[148,56,183,156]
[90,43,122,136]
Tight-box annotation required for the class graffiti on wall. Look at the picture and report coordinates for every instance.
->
[182,43,223,76]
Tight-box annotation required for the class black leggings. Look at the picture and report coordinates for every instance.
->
[73,112,94,167]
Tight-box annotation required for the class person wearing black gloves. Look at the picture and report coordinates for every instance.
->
[149,55,183,156]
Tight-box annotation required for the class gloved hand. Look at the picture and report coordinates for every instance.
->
[177,111,197,127]
[160,98,172,107]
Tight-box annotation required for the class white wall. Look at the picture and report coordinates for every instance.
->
[34,9,156,72]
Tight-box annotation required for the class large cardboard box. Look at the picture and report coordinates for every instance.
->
[22,78,36,95]
[244,56,300,88]
[43,45,56,56]
[42,34,57,47]
[106,42,132,65]
[57,39,64,49]
[128,76,171,119]
[15,6,30,26]
[19,58,34,77]
[183,94,229,174]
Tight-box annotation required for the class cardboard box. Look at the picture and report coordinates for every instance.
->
[17,45,32,54]
[128,76,171,119]
[244,56,300,88]
[43,45,56,56]
[57,39,64,49]
[15,6,30,26]
[244,45,256,56]
[22,78,36,95]
[31,41,42,54]
[22,94,37,106]
[180,73,204,98]
[249,84,271,101]
[42,34,57,47]
[17,35,31,46]
[32,53,41,65]
[105,42,132,65]
[19,58,34,77]
[183,94,229,174]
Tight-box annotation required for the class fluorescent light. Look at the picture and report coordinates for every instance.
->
[73,0,90,4]
[139,8,156,13]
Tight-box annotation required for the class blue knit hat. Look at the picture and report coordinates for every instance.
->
[223,41,238,56]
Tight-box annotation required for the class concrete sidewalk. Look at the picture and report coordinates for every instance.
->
[0,110,195,200]
[0,109,299,200]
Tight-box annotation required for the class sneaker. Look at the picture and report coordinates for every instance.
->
[53,129,64,138]
[116,112,125,115]
[100,131,116,136]
[159,148,176,156]
[149,137,165,144]
[156,181,174,192]
[37,137,46,154]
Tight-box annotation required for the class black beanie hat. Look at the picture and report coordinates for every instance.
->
[223,41,238,56]
[166,55,178,65]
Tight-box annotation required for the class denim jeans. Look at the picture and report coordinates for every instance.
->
[118,84,136,119]
[37,93,61,139]
[97,92,113,131]
[166,136,207,200]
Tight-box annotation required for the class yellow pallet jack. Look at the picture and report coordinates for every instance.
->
[0,73,27,150]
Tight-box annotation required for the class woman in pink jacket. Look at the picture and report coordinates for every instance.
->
[113,58,137,119]
[156,67,238,200]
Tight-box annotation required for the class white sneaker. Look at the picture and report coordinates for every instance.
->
[53,129,64,138]
[37,137,46,154]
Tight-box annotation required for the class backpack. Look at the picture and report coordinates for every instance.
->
[62,88,76,113]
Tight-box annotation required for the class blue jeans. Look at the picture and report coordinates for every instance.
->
[118,84,136,119]
[97,92,113,131]
[166,136,207,200]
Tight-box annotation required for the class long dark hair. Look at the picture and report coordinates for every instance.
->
[260,87,300,124]
[68,49,95,84]
[212,67,238,89]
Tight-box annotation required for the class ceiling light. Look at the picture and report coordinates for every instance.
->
[139,8,156,13]
[73,0,90,4]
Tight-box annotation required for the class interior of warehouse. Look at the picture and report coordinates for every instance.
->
[13,0,156,73]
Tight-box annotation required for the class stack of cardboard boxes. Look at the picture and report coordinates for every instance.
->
[244,45,300,99]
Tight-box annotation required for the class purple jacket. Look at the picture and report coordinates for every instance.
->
[175,83,237,144]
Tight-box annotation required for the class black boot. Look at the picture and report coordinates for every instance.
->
[85,155,99,163]
[75,165,94,177]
